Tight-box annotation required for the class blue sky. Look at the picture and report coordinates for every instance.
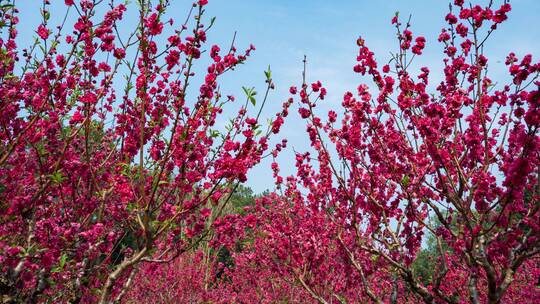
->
[203,0,540,193]
[14,0,540,193]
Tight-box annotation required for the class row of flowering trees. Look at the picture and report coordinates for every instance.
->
[274,1,540,302]
[0,0,288,302]
[1,0,538,303]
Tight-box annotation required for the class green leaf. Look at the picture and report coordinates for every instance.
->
[242,86,257,106]
[242,86,250,96]
[401,175,410,187]
[264,65,272,81]
[119,162,130,176]
[50,40,59,50]
[59,253,67,268]
[51,254,68,273]
[68,88,81,106]
[42,10,50,21]
[0,4,14,10]
[50,171,65,184]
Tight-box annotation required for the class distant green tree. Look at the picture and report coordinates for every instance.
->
[228,185,257,214]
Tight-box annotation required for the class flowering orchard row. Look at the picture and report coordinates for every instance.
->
[0,0,538,303]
